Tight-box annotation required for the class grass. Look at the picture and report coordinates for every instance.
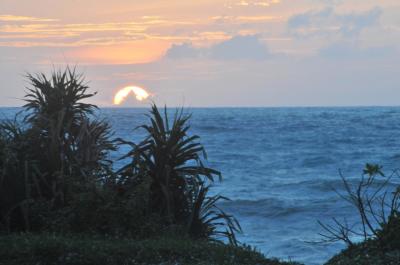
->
[325,240,400,265]
[0,233,302,265]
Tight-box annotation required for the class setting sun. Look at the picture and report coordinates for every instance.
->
[113,85,150,105]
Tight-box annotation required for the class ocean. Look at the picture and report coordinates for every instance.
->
[2,107,400,265]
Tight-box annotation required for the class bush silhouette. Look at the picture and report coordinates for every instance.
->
[0,67,241,245]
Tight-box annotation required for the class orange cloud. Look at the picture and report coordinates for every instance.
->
[236,16,283,21]
[0,15,58,22]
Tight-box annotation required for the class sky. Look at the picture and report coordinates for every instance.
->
[1,0,400,107]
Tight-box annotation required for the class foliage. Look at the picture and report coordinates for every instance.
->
[117,104,241,243]
[23,68,115,200]
[24,68,97,125]
[0,68,242,250]
[188,183,241,245]
[0,68,115,232]
[45,180,165,238]
[0,119,33,231]
[0,233,302,265]
[325,240,400,265]
[319,164,400,250]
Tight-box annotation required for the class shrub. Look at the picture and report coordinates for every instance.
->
[117,105,241,243]
[188,182,241,245]
[0,119,33,231]
[0,233,301,265]
[23,68,115,203]
[0,68,241,247]
[0,68,115,232]
[319,163,400,250]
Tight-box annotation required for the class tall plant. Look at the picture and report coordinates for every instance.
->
[0,120,33,231]
[22,68,115,203]
[24,68,96,126]
[0,67,115,231]
[118,104,241,243]
[319,164,400,249]
[188,183,242,245]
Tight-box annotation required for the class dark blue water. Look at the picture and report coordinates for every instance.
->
[2,107,400,265]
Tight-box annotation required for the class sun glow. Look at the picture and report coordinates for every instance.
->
[113,86,150,105]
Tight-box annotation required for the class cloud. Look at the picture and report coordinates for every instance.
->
[210,35,269,60]
[0,16,198,48]
[0,15,58,22]
[212,15,281,23]
[310,0,344,5]
[288,7,382,38]
[319,42,396,59]
[165,43,201,59]
[165,35,270,60]
[225,0,281,8]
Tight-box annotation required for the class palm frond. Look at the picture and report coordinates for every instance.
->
[187,183,242,245]
[118,104,239,243]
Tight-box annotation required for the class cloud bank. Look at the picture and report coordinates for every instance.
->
[288,7,382,38]
[165,35,270,60]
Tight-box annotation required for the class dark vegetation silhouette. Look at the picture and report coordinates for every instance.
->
[117,106,241,243]
[0,67,241,245]
[321,164,400,264]
[3,67,400,265]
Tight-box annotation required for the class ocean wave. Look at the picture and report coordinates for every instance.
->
[272,178,346,192]
[301,156,336,167]
[220,197,337,218]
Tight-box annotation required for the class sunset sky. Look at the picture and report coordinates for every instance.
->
[1,0,400,107]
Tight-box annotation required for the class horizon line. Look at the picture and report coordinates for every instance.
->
[2,104,400,109]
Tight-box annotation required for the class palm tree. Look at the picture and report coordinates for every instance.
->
[118,104,241,243]
[0,67,115,232]
[24,67,96,126]
[22,67,115,204]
